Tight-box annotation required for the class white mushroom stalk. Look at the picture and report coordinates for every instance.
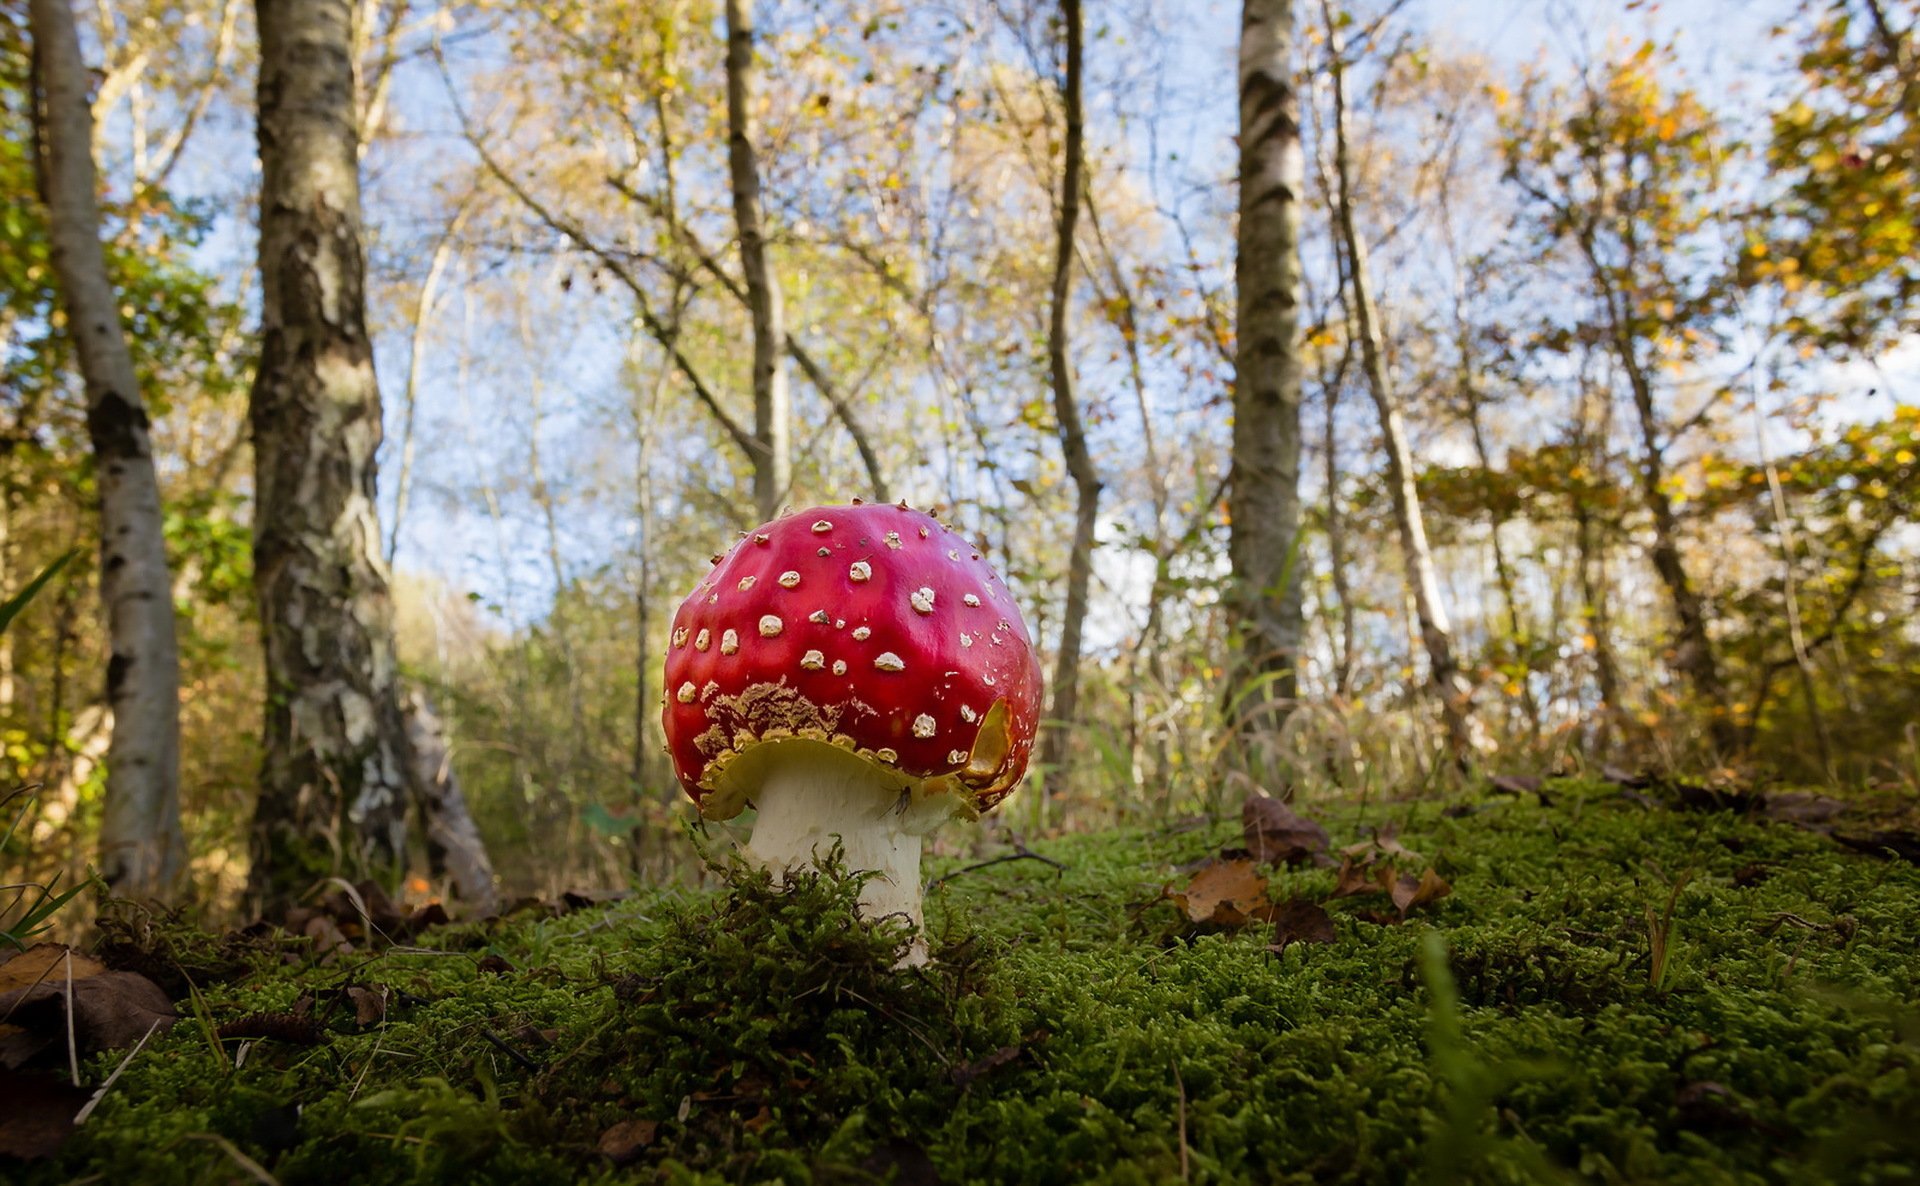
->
[743,741,958,965]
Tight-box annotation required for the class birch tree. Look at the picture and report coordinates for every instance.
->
[27,0,184,899]
[1322,1,1475,761]
[1228,0,1306,718]
[248,0,412,908]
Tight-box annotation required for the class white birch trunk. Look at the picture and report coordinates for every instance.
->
[1229,0,1308,716]
[29,0,184,900]
[248,0,411,909]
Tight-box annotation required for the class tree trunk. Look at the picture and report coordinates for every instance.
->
[1568,225,1734,752]
[248,0,412,911]
[1228,0,1307,722]
[724,0,791,521]
[1323,9,1474,763]
[387,198,468,566]
[29,0,184,900]
[1036,0,1102,792]
[1322,375,1357,700]
[1607,295,1735,752]
[399,688,498,915]
[0,482,15,714]
[1573,498,1627,755]
[1459,361,1542,741]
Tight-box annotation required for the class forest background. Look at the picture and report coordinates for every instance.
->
[3,0,1916,917]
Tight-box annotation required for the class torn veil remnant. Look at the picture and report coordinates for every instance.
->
[662,502,1043,964]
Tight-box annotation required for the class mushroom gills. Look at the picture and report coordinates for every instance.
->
[739,739,960,964]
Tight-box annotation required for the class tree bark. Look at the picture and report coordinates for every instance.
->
[248,0,412,911]
[1583,239,1736,752]
[387,198,468,565]
[399,688,498,915]
[1573,497,1627,754]
[1320,358,1357,699]
[1229,0,1307,721]
[29,0,184,900]
[1035,0,1102,792]
[1458,355,1542,740]
[1323,7,1475,763]
[724,0,791,521]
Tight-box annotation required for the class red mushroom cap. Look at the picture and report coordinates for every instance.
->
[662,503,1043,820]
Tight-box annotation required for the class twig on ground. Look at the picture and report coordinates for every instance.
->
[927,844,1066,890]
[482,1028,539,1071]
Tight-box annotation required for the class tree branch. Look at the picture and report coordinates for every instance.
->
[434,48,757,460]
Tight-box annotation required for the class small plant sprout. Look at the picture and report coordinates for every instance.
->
[663,503,1043,963]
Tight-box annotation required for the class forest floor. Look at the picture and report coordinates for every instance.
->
[4,774,1919,1184]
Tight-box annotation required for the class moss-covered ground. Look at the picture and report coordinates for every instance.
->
[18,780,1920,1184]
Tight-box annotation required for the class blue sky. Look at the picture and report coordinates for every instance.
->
[110,0,1894,641]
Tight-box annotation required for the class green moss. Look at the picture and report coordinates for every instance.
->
[22,782,1920,1184]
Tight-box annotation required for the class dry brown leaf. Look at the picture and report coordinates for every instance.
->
[597,1117,659,1165]
[1761,791,1849,828]
[1241,796,1332,868]
[0,945,109,996]
[1489,774,1544,796]
[345,986,386,1027]
[1267,899,1337,955]
[1387,867,1453,918]
[0,952,174,1071]
[951,1043,1023,1088]
[1834,829,1920,863]
[1173,858,1269,926]
[303,914,354,958]
[1342,822,1417,863]
[0,1069,90,1160]
[1331,857,1378,899]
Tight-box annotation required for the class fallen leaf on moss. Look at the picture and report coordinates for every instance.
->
[1387,867,1453,918]
[1489,774,1542,795]
[1834,829,1920,863]
[1174,858,1269,925]
[0,945,174,1070]
[951,1043,1022,1088]
[513,1025,560,1048]
[1267,899,1336,954]
[596,1117,658,1165]
[1342,822,1416,863]
[0,945,108,994]
[1331,857,1376,899]
[345,986,386,1027]
[1242,796,1331,868]
[1676,1079,1759,1132]
[0,1069,89,1160]
[1761,791,1848,828]
[302,914,352,957]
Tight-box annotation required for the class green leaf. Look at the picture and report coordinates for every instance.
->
[0,551,77,636]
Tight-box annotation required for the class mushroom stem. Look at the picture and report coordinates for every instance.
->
[743,741,953,964]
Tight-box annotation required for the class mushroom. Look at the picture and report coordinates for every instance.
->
[662,502,1043,963]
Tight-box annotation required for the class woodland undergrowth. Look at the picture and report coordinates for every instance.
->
[6,778,1919,1185]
